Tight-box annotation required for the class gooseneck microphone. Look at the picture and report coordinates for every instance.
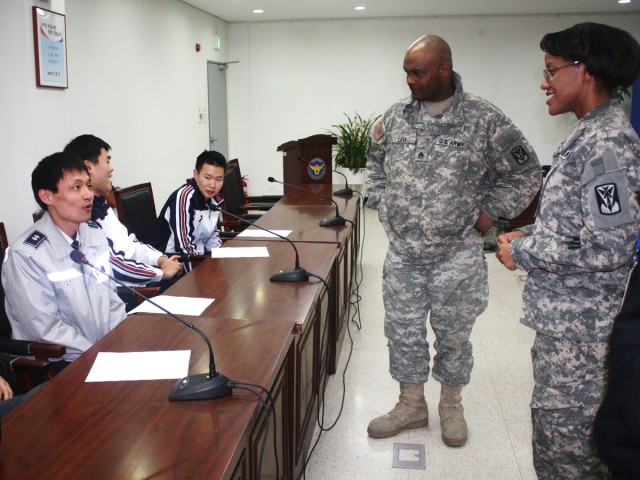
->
[328,169,354,196]
[217,207,310,282]
[267,177,346,227]
[69,249,231,401]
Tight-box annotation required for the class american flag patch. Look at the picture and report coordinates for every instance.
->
[373,121,385,141]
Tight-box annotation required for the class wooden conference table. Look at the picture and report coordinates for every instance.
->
[235,184,362,374]
[0,315,296,479]
[0,184,362,479]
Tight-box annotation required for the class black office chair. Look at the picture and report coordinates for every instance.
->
[105,184,167,306]
[114,183,157,245]
[0,222,66,393]
[220,170,262,227]
[226,159,282,209]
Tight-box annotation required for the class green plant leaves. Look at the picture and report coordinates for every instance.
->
[327,112,381,173]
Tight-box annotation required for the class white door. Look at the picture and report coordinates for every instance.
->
[207,61,229,159]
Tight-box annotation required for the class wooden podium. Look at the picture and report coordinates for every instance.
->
[277,134,337,194]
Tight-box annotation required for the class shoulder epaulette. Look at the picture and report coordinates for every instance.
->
[23,230,47,248]
[86,221,100,229]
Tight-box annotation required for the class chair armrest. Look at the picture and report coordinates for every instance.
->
[0,338,65,359]
[245,203,273,211]
[9,357,58,392]
[10,358,53,377]
[247,195,281,204]
[28,342,66,359]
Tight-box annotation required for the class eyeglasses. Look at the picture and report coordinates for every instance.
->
[542,61,580,81]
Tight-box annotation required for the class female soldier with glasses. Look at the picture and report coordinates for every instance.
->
[496,22,640,479]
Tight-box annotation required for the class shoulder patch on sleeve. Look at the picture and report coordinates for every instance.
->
[585,152,633,229]
[23,230,47,248]
[373,121,385,142]
[510,145,530,166]
[594,183,622,215]
[496,125,532,169]
[591,177,633,229]
[86,221,100,229]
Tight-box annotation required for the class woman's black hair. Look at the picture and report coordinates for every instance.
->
[540,22,640,92]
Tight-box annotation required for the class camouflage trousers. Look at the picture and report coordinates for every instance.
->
[382,235,488,385]
[530,332,609,480]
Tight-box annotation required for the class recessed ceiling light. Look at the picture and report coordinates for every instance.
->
[618,0,631,3]
[354,6,366,11]
[253,9,264,14]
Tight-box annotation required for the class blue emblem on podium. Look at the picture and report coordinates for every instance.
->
[308,158,326,180]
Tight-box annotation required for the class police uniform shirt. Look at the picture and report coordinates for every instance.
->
[2,213,127,361]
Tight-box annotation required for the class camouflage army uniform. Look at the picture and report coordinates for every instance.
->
[509,101,640,479]
[366,72,541,387]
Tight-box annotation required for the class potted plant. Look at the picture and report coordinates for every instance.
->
[328,112,380,175]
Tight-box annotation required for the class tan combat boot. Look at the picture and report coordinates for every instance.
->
[438,384,467,446]
[367,383,429,438]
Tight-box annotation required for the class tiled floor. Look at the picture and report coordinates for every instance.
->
[304,207,537,479]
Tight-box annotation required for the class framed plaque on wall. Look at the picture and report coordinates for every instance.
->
[32,7,68,88]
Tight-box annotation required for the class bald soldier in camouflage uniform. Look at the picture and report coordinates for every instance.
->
[496,23,640,479]
[366,34,541,446]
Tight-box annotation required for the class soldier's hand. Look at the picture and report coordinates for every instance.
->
[474,211,494,235]
[495,231,524,271]
[496,242,517,270]
[496,230,525,245]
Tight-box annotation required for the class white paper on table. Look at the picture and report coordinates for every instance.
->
[129,295,214,316]
[237,229,292,238]
[210,247,269,258]
[85,350,190,382]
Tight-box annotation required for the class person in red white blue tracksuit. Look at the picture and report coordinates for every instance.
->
[152,150,226,272]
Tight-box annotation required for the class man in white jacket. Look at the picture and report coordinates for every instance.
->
[64,135,182,308]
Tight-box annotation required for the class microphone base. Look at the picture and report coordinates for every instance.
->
[169,372,232,401]
[333,187,353,196]
[320,216,346,227]
[270,268,310,282]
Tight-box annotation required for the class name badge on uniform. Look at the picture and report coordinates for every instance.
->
[437,137,466,148]
[393,135,416,145]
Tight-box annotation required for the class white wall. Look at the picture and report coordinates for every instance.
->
[1,4,639,242]
[0,0,227,241]
[228,14,640,197]
[1,0,65,241]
